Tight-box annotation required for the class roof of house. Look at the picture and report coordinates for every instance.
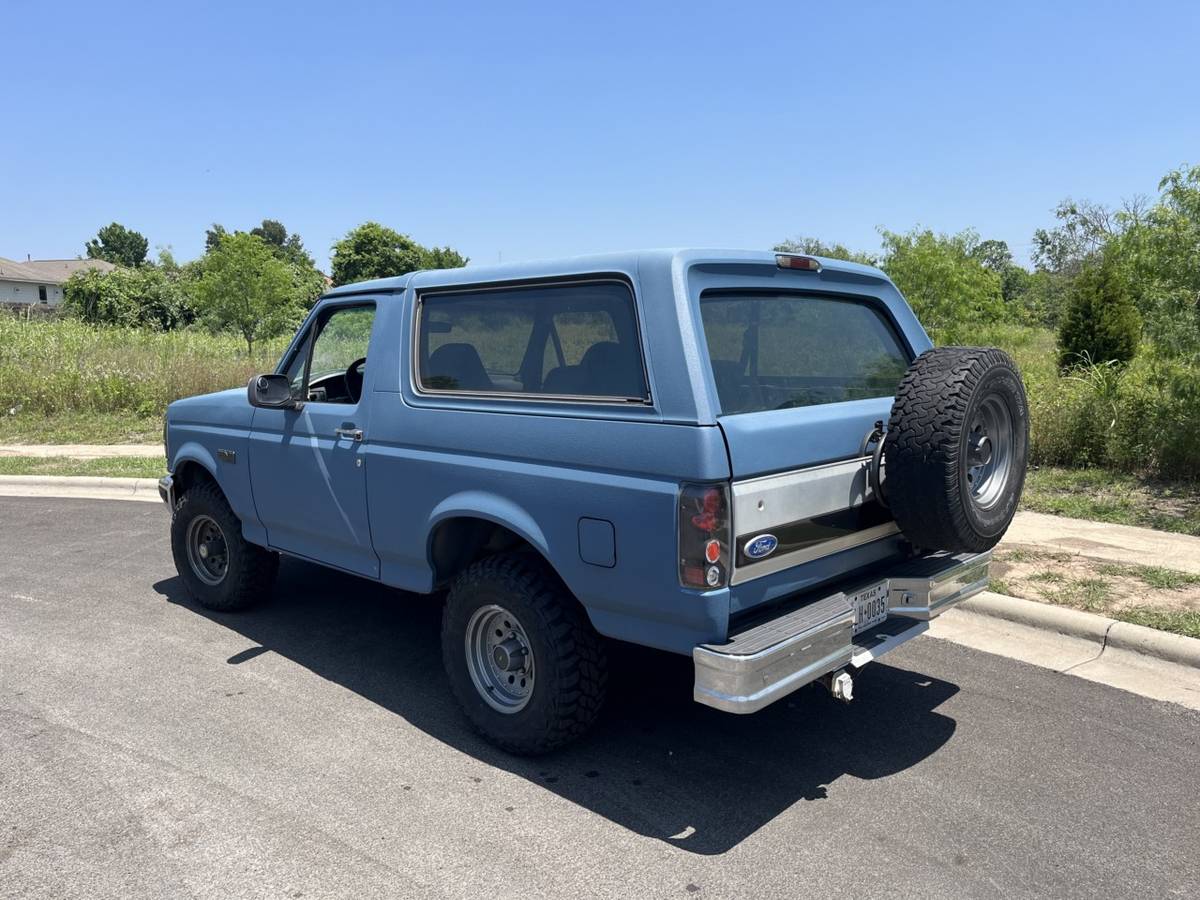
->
[0,257,117,284]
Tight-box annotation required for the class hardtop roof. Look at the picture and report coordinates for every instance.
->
[322,248,888,298]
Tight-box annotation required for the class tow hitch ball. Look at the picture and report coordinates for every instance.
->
[821,669,854,703]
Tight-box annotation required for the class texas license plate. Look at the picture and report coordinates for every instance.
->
[850,580,890,635]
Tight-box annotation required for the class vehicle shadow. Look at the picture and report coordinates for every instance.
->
[155,558,959,856]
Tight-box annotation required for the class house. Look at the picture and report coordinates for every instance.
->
[0,256,116,307]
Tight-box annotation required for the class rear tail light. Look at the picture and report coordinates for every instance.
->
[679,483,731,588]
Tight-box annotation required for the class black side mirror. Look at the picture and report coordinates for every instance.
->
[247,374,300,410]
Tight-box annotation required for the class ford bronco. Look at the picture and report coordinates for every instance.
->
[160,249,1028,754]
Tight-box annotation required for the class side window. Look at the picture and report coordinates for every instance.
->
[417,282,647,401]
[425,297,536,392]
[281,304,375,404]
[541,309,618,378]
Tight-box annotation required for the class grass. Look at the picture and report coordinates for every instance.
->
[0,315,286,420]
[1094,562,1200,591]
[978,323,1200,480]
[0,456,166,478]
[1021,466,1200,536]
[1035,576,1113,612]
[0,411,163,444]
[1114,607,1200,640]
[993,546,1200,638]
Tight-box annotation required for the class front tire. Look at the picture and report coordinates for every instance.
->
[170,480,278,611]
[442,554,607,755]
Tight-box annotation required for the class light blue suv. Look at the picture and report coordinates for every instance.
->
[161,249,1028,753]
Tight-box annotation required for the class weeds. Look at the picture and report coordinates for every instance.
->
[0,316,288,420]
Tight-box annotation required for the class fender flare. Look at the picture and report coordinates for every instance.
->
[170,441,219,486]
[425,490,555,585]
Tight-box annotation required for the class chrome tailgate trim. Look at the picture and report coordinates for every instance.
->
[729,522,900,585]
[731,455,874,533]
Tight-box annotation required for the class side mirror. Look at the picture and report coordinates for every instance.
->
[247,374,300,410]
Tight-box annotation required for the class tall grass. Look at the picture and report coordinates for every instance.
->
[974,323,1200,480]
[0,316,289,418]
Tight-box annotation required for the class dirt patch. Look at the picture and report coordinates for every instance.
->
[992,544,1200,616]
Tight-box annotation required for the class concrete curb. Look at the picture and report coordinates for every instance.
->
[0,474,162,503]
[1106,621,1200,668]
[958,591,1200,672]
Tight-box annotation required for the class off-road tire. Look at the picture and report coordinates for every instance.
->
[170,480,279,611]
[884,346,1029,553]
[442,553,608,755]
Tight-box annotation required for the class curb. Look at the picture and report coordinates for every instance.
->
[958,591,1200,671]
[1106,621,1200,668]
[0,474,162,503]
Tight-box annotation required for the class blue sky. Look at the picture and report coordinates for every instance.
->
[4,1,1198,270]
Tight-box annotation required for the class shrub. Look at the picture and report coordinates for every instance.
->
[1057,257,1141,369]
[970,324,1199,480]
[62,266,194,330]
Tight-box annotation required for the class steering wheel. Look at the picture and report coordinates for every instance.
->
[344,357,367,404]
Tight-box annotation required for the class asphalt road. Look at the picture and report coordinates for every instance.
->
[2,497,1198,900]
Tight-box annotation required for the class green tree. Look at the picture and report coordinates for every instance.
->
[250,218,288,248]
[971,238,1034,312]
[1113,165,1200,357]
[1031,199,1120,275]
[250,218,317,270]
[205,219,325,308]
[773,236,877,266]
[421,245,470,270]
[62,266,192,330]
[204,224,228,253]
[330,222,426,286]
[193,233,301,354]
[85,222,149,268]
[878,228,1006,340]
[1057,254,1141,368]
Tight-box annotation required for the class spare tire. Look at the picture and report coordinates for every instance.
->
[883,347,1029,553]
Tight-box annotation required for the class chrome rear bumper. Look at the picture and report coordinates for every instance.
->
[693,550,990,714]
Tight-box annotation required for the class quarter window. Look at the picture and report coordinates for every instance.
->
[417,282,648,401]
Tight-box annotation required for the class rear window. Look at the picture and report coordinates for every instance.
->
[699,292,910,414]
[417,281,648,401]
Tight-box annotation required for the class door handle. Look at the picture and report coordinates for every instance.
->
[335,426,364,442]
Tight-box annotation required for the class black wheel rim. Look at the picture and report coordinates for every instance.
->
[185,514,229,586]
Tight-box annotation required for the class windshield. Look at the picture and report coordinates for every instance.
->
[699,292,910,415]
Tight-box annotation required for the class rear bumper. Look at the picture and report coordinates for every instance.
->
[693,550,990,713]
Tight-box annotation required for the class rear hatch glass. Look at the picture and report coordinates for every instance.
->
[700,292,910,415]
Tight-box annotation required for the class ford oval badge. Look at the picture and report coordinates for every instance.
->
[744,534,779,560]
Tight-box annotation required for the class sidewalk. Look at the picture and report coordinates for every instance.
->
[1002,510,1200,575]
[0,443,162,459]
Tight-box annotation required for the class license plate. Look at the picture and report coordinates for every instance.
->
[850,580,890,635]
